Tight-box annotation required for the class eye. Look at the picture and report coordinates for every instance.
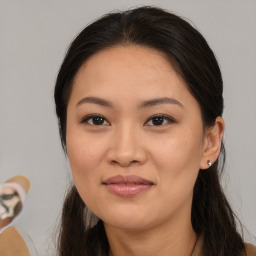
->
[145,114,174,126]
[81,114,110,126]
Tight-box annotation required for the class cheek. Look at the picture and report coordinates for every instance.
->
[67,135,101,177]
[153,128,203,165]
[151,128,204,194]
[66,132,106,204]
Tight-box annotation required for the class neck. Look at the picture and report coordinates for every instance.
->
[105,207,197,256]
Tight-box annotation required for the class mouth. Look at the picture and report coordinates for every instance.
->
[102,175,154,197]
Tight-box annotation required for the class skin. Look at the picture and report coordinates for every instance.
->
[66,45,224,256]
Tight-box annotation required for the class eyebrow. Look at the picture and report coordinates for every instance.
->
[138,97,183,108]
[77,97,113,107]
[76,96,183,108]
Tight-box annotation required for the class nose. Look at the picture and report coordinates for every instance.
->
[107,124,147,167]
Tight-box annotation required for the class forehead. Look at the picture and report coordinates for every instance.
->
[69,45,197,110]
[75,45,180,85]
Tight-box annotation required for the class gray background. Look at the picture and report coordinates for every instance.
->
[0,0,255,255]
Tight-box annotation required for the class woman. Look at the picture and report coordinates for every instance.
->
[54,6,256,256]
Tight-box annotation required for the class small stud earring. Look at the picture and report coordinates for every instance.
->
[207,160,212,167]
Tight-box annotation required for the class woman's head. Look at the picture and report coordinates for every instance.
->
[55,6,245,256]
[55,4,224,229]
[65,43,224,230]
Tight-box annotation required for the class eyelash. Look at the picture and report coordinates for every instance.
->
[80,114,175,127]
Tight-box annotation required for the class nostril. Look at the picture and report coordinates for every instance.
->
[110,159,139,167]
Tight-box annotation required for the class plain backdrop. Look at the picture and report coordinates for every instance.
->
[0,0,255,255]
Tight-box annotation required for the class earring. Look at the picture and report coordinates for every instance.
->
[207,160,212,167]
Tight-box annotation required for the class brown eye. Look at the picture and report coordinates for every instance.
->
[145,115,174,126]
[81,115,110,126]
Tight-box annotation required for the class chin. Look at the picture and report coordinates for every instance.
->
[104,220,149,231]
[101,211,155,231]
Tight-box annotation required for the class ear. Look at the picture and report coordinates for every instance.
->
[200,116,225,169]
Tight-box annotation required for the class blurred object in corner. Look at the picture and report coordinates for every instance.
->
[0,175,31,256]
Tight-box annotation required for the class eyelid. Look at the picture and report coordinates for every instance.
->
[80,114,110,126]
[144,114,175,126]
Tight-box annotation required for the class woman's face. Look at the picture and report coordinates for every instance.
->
[66,45,209,230]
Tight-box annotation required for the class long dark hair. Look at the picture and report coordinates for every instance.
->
[54,6,245,256]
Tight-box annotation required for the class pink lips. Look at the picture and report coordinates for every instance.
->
[102,175,154,197]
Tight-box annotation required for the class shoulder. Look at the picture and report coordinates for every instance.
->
[244,243,256,256]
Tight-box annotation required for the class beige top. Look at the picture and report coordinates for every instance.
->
[192,235,256,256]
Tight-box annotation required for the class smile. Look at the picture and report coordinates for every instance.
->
[102,175,154,197]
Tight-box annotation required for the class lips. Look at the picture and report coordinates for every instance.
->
[102,175,154,197]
